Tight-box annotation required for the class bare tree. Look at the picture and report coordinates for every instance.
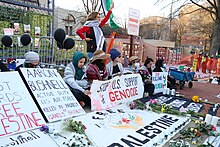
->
[156,0,219,56]
[81,0,102,15]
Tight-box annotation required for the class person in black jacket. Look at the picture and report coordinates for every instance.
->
[153,58,176,89]
[0,60,9,72]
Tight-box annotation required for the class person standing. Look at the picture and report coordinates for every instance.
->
[76,3,114,54]
[63,52,91,107]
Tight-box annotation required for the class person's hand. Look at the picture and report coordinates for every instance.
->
[85,38,92,42]
[84,90,91,96]
[109,2,114,11]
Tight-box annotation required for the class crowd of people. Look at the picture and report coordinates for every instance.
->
[0,2,176,108]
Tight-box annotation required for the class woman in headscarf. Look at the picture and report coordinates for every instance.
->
[76,3,114,54]
[63,52,91,107]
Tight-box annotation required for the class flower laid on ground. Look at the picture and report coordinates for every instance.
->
[192,95,200,103]
[39,125,49,133]
[62,119,92,146]
[179,120,220,146]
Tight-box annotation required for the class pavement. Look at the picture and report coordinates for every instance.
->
[175,80,220,117]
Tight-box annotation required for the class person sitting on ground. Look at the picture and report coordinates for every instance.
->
[86,50,110,83]
[153,58,176,89]
[126,56,140,73]
[15,51,40,72]
[63,52,91,107]
[138,58,155,96]
[0,60,9,72]
[106,48,124,79]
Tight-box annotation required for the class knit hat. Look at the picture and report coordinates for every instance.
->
[24,51,39,63]
[109,48,121,61]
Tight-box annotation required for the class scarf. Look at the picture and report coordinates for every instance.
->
[84,20,105,50]
[72,52,86,80]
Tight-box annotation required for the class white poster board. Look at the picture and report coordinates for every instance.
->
[72,107,189,147]
[90,74,144,111]
[20,68,85,122]
[152,72,168,93]
[0,72,45,139]
[127,8,140,36]
[0,129,59,147]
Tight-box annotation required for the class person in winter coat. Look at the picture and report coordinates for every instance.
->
[106,48,124,79]
[76,3,114,54]
[86,50,110,83]
[63,52,91,107]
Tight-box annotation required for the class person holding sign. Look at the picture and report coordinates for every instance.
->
[86,50,110,83]
[139,58,155,96]
[63,52,91,107]
[106,48,124,79]
[76,2,114,54]
[15,51,40,72]
[153,58,176,90]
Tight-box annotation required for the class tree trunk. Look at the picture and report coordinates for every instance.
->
[210,1,220,57]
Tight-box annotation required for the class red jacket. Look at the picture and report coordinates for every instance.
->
[76,11,112,53]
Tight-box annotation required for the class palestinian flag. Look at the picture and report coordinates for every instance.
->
[101,0,120,28]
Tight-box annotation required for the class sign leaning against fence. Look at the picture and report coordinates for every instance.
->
[20,68,86,122]
[90,74,144,111]
[0,72,45,139]
[152,72,168,94]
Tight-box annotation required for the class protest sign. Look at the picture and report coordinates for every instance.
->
[20,68,85,122]
[0,72,45,139]
[72,108,189,147]
[152,72,168,93]
[0,129,58,147]
[90,74,144,111]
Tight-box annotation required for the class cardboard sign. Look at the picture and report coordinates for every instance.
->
[0,72,45,139]
[152,72,168,93]
[0,129,59,147]
[90,74,144,111]
[127,8,140,36]
[72,108,189,147]
[20,68,85,122]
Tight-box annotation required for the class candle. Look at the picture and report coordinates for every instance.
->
[171,89,175,95]
[210,116,219,127]
[166,88,170,95]
[163,89,166,95]
[205,114,212,124]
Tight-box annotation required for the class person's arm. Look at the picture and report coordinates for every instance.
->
[63,64,85,93]
[99,10,112,27]
[76,26,90,40]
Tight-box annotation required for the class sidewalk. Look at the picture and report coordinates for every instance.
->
[176,81,220,117]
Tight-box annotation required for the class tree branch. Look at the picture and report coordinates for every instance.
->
[190,0,216,15]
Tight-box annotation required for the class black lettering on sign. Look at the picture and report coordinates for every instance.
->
[107,143,124,147]
[26,69,58,78]
[143,125,162,134]
[136,128,156,139]
[150,121,167,130]
[162,115,179,122]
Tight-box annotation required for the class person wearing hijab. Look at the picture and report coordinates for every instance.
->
[153,58,176,89]
[63,52,91,107]
[76,3,114,54]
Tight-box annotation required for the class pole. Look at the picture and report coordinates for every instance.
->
[129,35,133,57]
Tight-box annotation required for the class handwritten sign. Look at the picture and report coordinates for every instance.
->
[152,72,168,93]
[20,68,85,122]
[0,130,58,147]
[90,74,144,111]
[0,72,45,139]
